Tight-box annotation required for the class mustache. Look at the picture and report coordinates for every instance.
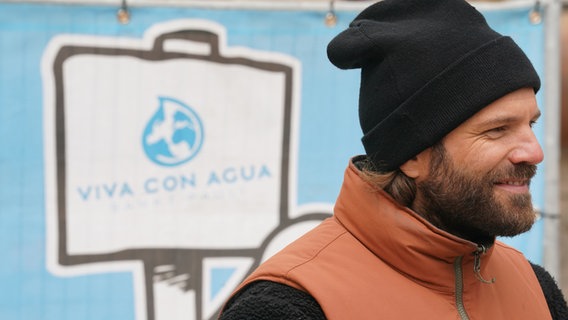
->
[491,164,537,182]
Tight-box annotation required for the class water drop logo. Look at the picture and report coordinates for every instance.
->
[142,97,204,166]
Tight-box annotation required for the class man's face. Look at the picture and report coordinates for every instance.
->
[408,88,543,242]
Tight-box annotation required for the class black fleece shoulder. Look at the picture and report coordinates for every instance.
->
[219,265,567,320]
[530,262,568,320]
[219,280,326,320]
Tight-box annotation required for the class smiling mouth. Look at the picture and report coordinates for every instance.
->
[494,179,531,193]
[497,180,529,186]
[490,164,536,192]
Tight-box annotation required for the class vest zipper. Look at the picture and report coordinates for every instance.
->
[453,256,470,320]
[473,244,496,284]
[454,246,496,320]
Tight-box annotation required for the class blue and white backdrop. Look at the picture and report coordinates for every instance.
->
[0,1,552,320]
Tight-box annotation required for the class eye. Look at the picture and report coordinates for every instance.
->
[483,126,508,139]
[487,126,507,133]
[490,126,506,132]
[529,120,537,128]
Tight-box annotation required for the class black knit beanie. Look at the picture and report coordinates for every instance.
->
[327,0,540,172]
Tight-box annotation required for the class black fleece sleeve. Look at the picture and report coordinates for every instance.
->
[530,262,568,320]
[219,280,326,320]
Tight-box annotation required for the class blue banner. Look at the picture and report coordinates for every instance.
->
[0,2,546,320]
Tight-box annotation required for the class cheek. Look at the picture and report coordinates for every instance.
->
[448,144,508,174]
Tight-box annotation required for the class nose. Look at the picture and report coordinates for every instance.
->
[509,129,544,165]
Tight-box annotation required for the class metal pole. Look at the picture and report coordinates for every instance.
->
[543,0,562,281]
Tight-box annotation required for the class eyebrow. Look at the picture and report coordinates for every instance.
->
[476,110,541,129]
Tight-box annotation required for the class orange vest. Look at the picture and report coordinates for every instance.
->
[234,161,551,319]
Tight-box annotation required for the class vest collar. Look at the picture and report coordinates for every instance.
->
[333,159,494,292]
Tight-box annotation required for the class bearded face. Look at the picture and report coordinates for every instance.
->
[400,88,542,243]
[415,143,537,242]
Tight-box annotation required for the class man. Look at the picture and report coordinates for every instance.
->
[219,0,568,319]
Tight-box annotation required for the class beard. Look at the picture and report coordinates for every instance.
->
[415,144,538,243]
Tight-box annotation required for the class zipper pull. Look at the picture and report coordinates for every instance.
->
[473,245,496,284]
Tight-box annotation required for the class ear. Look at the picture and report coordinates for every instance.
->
[399,148,432,180]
